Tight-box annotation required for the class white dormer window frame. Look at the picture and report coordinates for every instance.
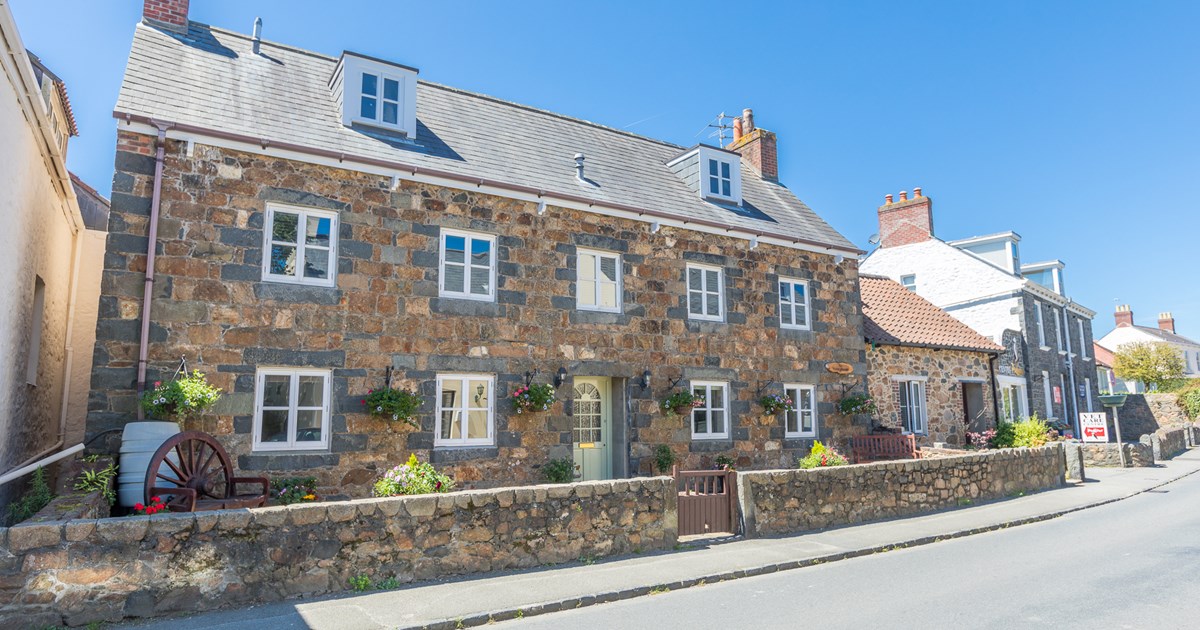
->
[334,53,418,138]
[696,147,742,205]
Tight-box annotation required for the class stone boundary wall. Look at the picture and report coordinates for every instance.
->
[1149,428,1187,462]
[1117,393,1189,438]
[0,477,677,628]
[737,445,1066,537]
[1082,442,1155,468]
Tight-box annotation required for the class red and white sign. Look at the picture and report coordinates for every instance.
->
[1080,412,1108,443]
[1053,386,1062,405]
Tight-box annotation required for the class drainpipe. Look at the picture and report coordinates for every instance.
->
[988,353,1001,425]
[136,122,173,417]
[1061,302,1079,436]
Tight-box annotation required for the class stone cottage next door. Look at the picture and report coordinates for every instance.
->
[572,377,612,481]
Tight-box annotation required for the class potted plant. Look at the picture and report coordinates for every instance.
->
[362,387,422,428]
[140,371,222,423]
[759,393,795,415]
[837,393,877,416]
[511,383,556,414]
[660,391,704,416]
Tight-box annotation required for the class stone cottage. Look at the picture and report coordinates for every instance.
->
[860,189,1102,437]
[860,275,1003,446]
[88,1,867,496]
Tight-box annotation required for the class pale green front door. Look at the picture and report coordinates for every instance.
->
[572,377,612,481]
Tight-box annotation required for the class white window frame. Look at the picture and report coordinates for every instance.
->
[576,249,622,313]
[690,381,730,440]
[997,375,1028,422]
[26,276,45,385]
[686,263,724,322]
[262,204,339,288]
[439,229,497,302]
[338,54,418,137]
[1078,318,1089,360]
[435,373,495,447]
[358,71,405,127]
[900,274,917,291]
[896,378,928,435]
[784,384,817,438]
[1033,301,1048,349]
[696,147,742,204]
[778,278,811,331]
[1084,377,1094,412]
[1053,309,1065,353]
[1041,370,1056,419]
[253,368,332,452]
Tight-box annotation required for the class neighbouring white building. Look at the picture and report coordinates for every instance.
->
[1096,306,1200,392]
[0,3,107,513]
[860,188,1101,435]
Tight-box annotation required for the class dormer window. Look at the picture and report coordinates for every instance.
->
[331,52,418,138]
[708,158,732,198]
[668,146,742,205]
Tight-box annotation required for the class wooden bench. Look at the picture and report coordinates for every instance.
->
[850,434,921,464]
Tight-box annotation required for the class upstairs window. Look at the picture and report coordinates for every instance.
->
[577,249,621,312]
[335,52,418,137]
[1053,309,1064,352]
[359,73,403,125]
[901,274,917,291]
[695,147,741,204]
[708,159,732,198]
[687,264,724,321]
[440,230,496,301]
[1077,318,1089,360]
[1033,301,1047,348]
[779,278,810,330]
[26,277,45,385]
[263,204,338,287]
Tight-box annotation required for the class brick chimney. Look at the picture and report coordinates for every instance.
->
[1158,312,1176,334]
[877,187,933,248]
[1114,304,1133,328]
[725,108,778,181]
[143,0,190,34]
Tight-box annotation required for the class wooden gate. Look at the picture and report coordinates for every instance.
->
[674,467,738,536]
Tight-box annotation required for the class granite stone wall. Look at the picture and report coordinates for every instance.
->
[865,344,996,446]
[737,444,1066,537]
[1116,393,1191,439]
[1081,442,1155,468]
[87,131,866,496]
[1149,428,1187,462]
[0,477,676,628]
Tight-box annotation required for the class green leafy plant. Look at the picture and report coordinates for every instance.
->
[1012,415,1051,448]
[374,453,455,497]
[990,421,1017,448]
[74,462,118,506]
[543,457,576,483]
[660,390,704,416]
[378,576,400,590]
[511,383,556,414]
[653,444,677,474]
[1113,342,1185,391]
[348,574,373,592]
[714,454,736,470]
[758,393,794,415]
[837,393,877,416]
[140,371,222,421]
[7,467,54,525]
[1180,386,1200,420]
[362,387,422,427]
[271,476,319,505]
[797,441,849,469]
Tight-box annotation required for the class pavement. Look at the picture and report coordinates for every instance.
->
[122,449,1200,630]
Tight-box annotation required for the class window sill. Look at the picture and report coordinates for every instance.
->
[688,315,725,323]
[780,325,812,332]
[439,292,496,303]
[1039,346,1052,351]
[690,434,731,441]
[262,275,337,289]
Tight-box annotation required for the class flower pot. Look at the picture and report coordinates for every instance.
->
[673,405,692,416]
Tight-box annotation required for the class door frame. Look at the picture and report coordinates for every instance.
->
[572,376,613,481]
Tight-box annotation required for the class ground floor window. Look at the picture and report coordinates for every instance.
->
[997,376,1028,422]
[254,368,331,451]
[436,374,494,447]
[784,384,817,438]
[897,379,928,435]
[691,381,729,439]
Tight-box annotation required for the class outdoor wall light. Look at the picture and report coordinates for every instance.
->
[641,369,652,389]
[554,367,567,388]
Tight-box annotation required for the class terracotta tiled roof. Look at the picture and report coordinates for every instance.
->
[861,275,1003,353]
[1093,342,1115,368]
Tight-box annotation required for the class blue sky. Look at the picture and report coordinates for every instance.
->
[12,1,1200,341]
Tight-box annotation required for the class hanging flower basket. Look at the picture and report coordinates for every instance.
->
[511,383,556,414]
[362,387,422,428]
[660,391,704,417]
[759,393,795,415]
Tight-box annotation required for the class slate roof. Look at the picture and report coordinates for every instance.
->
[861,275,1004,353]
[1120,325,1200,347]
[114,22,856,252]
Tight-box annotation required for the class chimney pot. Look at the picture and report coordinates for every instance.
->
[885,194,894,204]
[733,117,743,141]
[914,187,922,198]
[876,188,933,248]
[726,109,777,181]
[742,108,755,133]
[899,190,908,201]
[1114,304,1134,328]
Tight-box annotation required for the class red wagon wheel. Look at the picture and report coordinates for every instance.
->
[143,431,233,510]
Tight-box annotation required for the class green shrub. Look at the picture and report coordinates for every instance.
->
[1012,415,1051,447]
[990,421,1017,448]
[140,371,222,421]
[74,462,118,506]
[714,454,736,470]
[271,476,319,504]
[348,574,373,592]
[543,457,576,483]
[373,454,454,497]
[7,467,54,525]
[653,444,677,474]
[1180,388,1200,420]
[361,387,422,427]
[797,441,849,469]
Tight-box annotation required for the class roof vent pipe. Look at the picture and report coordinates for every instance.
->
[574,153,585,180]
[252,17,262,54]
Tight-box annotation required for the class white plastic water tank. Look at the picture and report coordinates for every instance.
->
[117,421,180,507]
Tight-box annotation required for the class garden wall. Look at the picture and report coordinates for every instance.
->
[1116,393,1190,438]
[1149,428,1187,462]
[1081,442,1155,468]
[737,445,1066,537]
[0,477,677,628]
